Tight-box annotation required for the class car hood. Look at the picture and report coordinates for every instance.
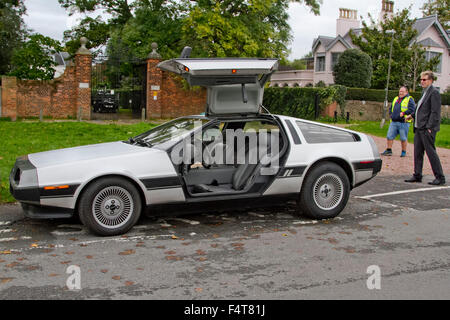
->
[28,141,161,168]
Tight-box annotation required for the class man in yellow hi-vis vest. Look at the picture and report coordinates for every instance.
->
[381,86,416,157]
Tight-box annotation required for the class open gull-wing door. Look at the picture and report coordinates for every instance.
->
[157,58,278,116]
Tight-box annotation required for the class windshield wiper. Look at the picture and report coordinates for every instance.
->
[134,138,152,147]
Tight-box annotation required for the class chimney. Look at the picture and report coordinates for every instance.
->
[336,8,360,37]
[380,0,394,23]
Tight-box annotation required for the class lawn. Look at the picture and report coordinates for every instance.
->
[0,120,157,204]
[346,121,450,149]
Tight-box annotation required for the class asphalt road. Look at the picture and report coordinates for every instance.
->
[0,175,449,300]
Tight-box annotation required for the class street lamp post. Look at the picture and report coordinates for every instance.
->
[380,30,396,128]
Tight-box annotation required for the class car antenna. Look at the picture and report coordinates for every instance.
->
[180,46,192,58]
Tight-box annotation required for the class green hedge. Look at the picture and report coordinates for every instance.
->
[264,86,347,120]
[346,88,450,105]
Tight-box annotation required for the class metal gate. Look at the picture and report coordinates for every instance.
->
[91,55,146,119]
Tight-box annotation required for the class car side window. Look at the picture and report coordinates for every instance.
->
[296,121,355,144]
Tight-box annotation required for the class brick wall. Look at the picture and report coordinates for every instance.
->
[0,52,91,120]
[146,58,206,119]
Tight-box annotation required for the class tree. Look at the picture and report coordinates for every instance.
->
[281,58,306,70]
[0,0,19,10]
[58,0,138,54]
[60,0,322,59]
[181,0,322,59]
[350,9,440,90]
[0,0,28,74]
[421,0,449,28]
[333,49,372,88]
[9,34,63,80]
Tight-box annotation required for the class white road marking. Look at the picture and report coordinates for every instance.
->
[168,218,200,225]
[355,186,450,199]
[292,220,318,225]
[248,212,266,218]
[0,236,31,242]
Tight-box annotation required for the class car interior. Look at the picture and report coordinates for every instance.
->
[176,118,288,197]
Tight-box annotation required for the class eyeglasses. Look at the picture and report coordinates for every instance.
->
[420,78,429,82]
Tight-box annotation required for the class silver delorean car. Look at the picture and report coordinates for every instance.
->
[10,55,382,236]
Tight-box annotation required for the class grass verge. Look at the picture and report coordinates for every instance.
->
[345,121,449,149]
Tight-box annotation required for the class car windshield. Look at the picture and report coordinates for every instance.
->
[131,117,210,149]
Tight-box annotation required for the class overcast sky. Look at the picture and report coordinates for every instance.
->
[23,0,427,60]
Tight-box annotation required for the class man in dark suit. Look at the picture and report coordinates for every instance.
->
[405,71,445,185]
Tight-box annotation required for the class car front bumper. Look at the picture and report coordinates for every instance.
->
[10,156,75,219]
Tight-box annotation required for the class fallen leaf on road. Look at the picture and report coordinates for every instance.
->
[171,235,179,240]
[119,249,135,256]
[328,238,339,244]
[1,278,13,284]
[48,274,59,277]
[100,269,108,273]
[86,255,93,259]
[30,243,39,248]
[0,250,11,255]
[195,288,203,292]
[165,250,176,255]
[65,251,75,255]
[6,262,18,268]
[166,256,183,261]
[282,233,288,237]
[112,276,121,280]
[198,257,207,262]
[124,281,134,286]
[60,261,71,265]
[231,243,244,247]
[196,250,206,255]
[210,244,218,248]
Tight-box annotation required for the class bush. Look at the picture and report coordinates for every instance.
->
[345,87,450,105]
[333,49,372,88]
[263,85,347,120]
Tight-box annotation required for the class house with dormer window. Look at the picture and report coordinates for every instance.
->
[270,0,450,92]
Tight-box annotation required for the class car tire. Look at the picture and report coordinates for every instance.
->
[298,162,350,220]
[78,177,142,236]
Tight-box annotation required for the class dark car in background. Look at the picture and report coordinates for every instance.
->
[92,89,119,113]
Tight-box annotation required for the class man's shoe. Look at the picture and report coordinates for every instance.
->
[405,176,422,183]
[400,151,407,157]
[381,149,392,156]
[428,179,446,186]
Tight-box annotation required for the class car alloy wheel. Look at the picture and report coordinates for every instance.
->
[312,173,344,211]
[297,161,350,220]
[79,177,142,236]
[92,186,134,229]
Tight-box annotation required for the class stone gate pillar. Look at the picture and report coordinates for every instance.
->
[146,43,163,119]
[75,37,92,120]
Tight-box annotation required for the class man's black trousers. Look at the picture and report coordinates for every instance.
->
[413,129,444,180]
